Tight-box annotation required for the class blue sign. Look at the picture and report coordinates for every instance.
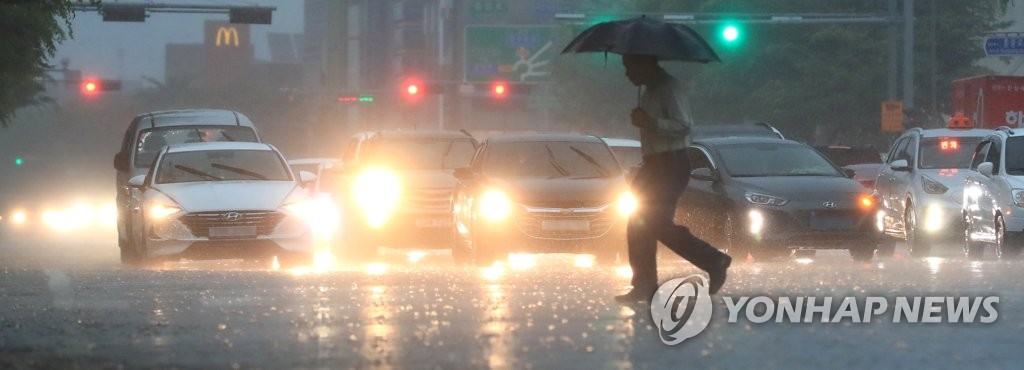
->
[985,36,1024,56]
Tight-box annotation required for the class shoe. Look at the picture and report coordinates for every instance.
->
[614,287,656,303]
[708,256,731,295]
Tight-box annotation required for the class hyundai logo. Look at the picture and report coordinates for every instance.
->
[223,212,243,221]
[822,201,838,209]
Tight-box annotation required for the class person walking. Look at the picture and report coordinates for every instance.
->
[615,54,731,303]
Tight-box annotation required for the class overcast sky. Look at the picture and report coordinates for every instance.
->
[54,0,303,82]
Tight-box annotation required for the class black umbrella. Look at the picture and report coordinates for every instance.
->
[561,16,721,63]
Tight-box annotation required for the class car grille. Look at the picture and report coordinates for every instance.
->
[179,211,285,237]
[405,188,452,211]
[513,204,617,240]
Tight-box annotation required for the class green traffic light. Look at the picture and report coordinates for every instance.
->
[14,157,24,166]
[722,25,740,42]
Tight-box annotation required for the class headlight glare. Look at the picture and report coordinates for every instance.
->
[149,203,181,220]
[748,209,764,234]
[353,168,402,228]
[479,190,511,221]
[616,191,638,216]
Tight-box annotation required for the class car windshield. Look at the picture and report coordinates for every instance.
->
[135,126,258,167]
[609,146,643,168]
[483,141,622,179]
[363,138,475,170]
[817,147,882,166]
[918,137,983,169]
[1005,137,1024,175]
[718,143,841,177]
[155,149,290,184]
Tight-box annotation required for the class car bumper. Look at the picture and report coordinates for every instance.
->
[144,214,313,258]
[743,206,881,248]
[349,211,454,248]
[474,213,628,253]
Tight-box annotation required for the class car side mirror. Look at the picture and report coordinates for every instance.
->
[113,152,129,172]
[978,162,994,178]
[128,175,146,188]
[890,159,910,172]
[842,167,856,178]
[453,167,475,180]
[690,167,719,182]
[299,171,318,185]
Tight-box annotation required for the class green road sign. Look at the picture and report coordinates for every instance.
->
[464,26,555,83]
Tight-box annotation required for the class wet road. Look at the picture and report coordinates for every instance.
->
[1,230,1022,369]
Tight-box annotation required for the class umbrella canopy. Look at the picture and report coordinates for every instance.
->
[561,16,721,63]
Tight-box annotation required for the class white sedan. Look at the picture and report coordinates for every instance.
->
[125,142,323,266]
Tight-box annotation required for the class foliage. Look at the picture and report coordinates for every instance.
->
[0,1,96,127]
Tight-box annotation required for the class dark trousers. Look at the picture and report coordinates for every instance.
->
[627,149,729,290]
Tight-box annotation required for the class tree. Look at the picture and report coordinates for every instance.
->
[0,1,95,127]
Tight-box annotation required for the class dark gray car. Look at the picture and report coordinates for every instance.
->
[675,137,883,261]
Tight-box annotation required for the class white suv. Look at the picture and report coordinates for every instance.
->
[962,127,1024,259]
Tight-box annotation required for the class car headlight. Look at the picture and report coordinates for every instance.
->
[1012,189,1024,208]
[478,189,511,221]
[616,191,638,216]
[352,168,402,228]
[148,202,181,220]
[921,175,948,194]
[745,191,788,206]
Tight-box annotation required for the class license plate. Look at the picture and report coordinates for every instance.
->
[541,219,590,232]
[415,218,451,228]
[809,216,853,230]
[208,226,257,239]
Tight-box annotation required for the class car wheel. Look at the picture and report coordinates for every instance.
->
[848,245,874,262]
[876,235,897,257]
[994,214,1007,260]
[904,203,931,257]
[720,212,749,259]
[964,214,985,260]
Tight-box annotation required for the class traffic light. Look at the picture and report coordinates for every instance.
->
[491,81,508,99]
[720,23,742,45]
[14,156,24,167]
[400,78,425,103]
[79,78,122,96]
[337,95,375,104]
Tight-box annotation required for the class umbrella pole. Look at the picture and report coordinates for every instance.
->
[637,86,642,105]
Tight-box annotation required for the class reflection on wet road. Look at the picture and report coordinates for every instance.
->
[1,235,1023,368]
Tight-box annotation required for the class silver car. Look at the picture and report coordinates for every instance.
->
[125,142,320,266]
[875,127,990,256]
[963,127,1024,259]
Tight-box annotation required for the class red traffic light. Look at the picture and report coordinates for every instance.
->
[79,78,122,96]
[492,82,507,97]
[81,80,99,95]
[406,83,420,95]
